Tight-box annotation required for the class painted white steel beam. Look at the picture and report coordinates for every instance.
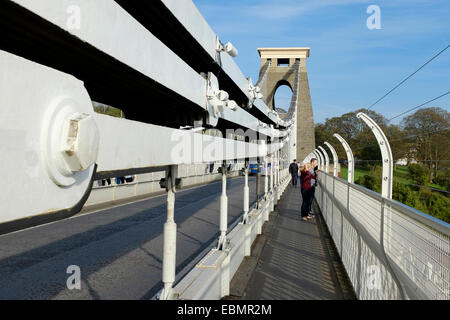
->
[0,50,281,226]
[0,50,95,224]
[160,0,284,126]
[95,114,268,172]
[11,0,283,138]
[11,0,206,109]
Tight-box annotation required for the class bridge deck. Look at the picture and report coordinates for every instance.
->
[0,176,263,300]
[232,184,355,300]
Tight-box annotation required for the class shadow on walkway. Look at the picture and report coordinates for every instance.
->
[241,184,355,300]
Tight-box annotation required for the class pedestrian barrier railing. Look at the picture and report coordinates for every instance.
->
[171,169,290,299]
[316,171,450,300]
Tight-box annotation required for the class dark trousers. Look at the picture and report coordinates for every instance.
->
[291,174,298,186]
[301,188,311,217]
[307,186,316,214]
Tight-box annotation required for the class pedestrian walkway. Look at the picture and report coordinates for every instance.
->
[235,184,355,300]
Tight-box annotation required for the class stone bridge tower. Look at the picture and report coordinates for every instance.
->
[257,48,315,162]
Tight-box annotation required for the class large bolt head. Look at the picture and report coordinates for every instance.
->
[226,100,238,111]
[217,90,229,102]
[61,113,99,172]
[224,42,238,57]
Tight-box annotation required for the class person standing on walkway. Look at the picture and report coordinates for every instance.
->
[300,163,316,221]
[308,158,319,217]
[299,162,304,186]
[289,159,299,187]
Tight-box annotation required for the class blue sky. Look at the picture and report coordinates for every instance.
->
[193,0,450,124]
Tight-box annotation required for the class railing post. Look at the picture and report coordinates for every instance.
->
[319,146,331,229]
[274,150,277,187]
[273,151,278,206]
[381,198,406,299]
[276,149,280,191]
[264,156,268,198]
[218,161,228,249]
[316,149,326,214]
[324,142,338,177]
[357,113,406,299]
[269,154,272,192]
[348,182,362,297]
[242,161,250,224]
[315,148,325,171]
[161,165,177,300]
[333,134,354,183]
[256,157,261,209]
[356,113,394,251]
[313,150,320,169]
[269,153,275,212]
[318,146,329,174]
[278,149,281,185]
[331,174,335,238]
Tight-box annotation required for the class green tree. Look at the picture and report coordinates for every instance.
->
[387,124,408,165]
[315,107,449,223]
[433,170,450,191]
[402,107,450,181]
[355,165,382,192]
[418,187,450,223]
[315,108,388,161]
[407,163,429,186]
[93,102,125,118]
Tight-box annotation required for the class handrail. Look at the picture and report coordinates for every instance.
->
[324,172,450,236]
[316,171,450,300]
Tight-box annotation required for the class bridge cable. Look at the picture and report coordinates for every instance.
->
[347,127,450,153]
[388,91,450,122]
[367,44,449,110]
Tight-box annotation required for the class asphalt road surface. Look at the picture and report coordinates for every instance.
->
[0,176,265,299]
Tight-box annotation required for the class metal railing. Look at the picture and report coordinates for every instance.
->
[316,171,450,300]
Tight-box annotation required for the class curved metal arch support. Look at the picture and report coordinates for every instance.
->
[314,149,325,171]
[324,142,338,177]
[333,133,355,184]
[312,150,320,167]
[356,113,393,199]
[303,152,313,164]
[356,112,405,300]
[317,150,324,169]
[318,146,330,174]
[311,151,318,166]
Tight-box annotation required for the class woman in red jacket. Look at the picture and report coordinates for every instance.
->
[300,163,317,221]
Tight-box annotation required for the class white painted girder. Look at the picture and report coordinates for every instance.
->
[95,114,268,172]
[12,0,206,109]
[0,50,94,224]
[0,50,285,224]
[161,0,284,126]
[11,0,283,137]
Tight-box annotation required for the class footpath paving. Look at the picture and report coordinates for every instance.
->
[228,184,356,300]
